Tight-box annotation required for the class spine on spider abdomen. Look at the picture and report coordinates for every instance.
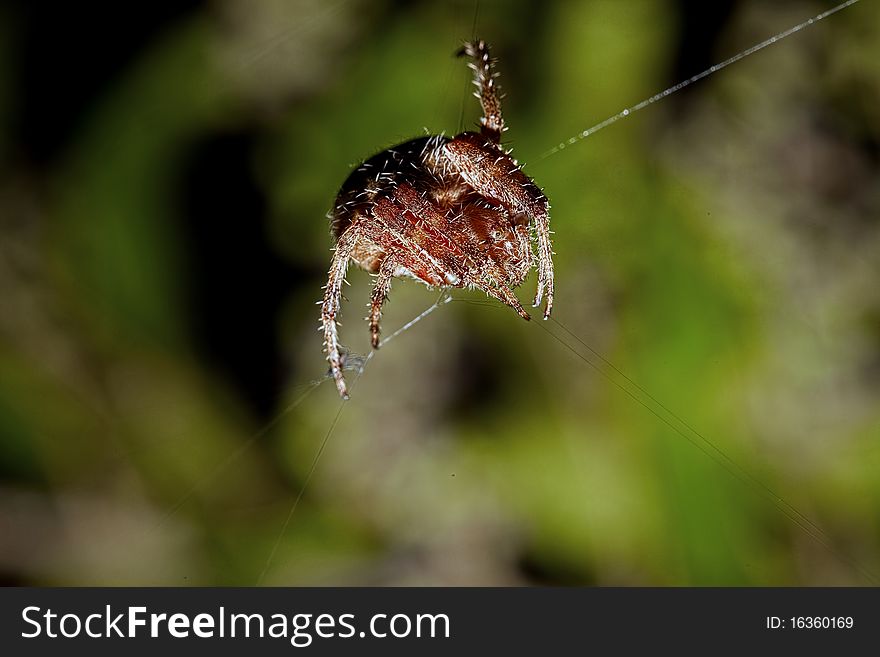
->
[329,136,448,246]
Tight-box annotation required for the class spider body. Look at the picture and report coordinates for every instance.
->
[322,41,554,398]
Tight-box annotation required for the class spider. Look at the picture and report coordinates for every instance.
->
[321,39,554,399]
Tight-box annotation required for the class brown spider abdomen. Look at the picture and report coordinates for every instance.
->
[330,136,444,242]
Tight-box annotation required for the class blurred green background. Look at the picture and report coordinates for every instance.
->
[1,0,878,585]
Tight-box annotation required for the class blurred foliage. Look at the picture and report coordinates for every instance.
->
[1,0,879,585]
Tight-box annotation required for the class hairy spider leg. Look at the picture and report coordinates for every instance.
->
[443,135,555,318]
[321,226,360,399]
[359,202,454,354]
[323,213,450,397]
[459,40,504,143]
[514,223,534,273]
[369,196,458,286]
[392,184,532,319]
[388,184,531,320]
[532,211,554,316]
[369,256,397,349]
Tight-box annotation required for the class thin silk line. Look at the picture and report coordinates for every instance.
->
[541,0,861,158]
[256,291,451,584]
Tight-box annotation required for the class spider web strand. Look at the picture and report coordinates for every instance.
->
[256,290,451,584]
[256,397,346,586]
[541,0,861,158]
[549,317,832,543]
[535,318,879,585]
[152,378,324,533]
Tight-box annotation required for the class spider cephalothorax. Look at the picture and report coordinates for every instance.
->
[322,40,554,398]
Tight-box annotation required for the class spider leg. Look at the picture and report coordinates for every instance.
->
[321,225,359,399]
[532,210,554,318]
[371,193,462,287]
[480,276,530,320]
[387,184,531,320]
[369,256,397,349]
[458,40,504,143]
[442,136,555,318]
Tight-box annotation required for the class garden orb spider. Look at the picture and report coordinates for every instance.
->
[321,40,554,399]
